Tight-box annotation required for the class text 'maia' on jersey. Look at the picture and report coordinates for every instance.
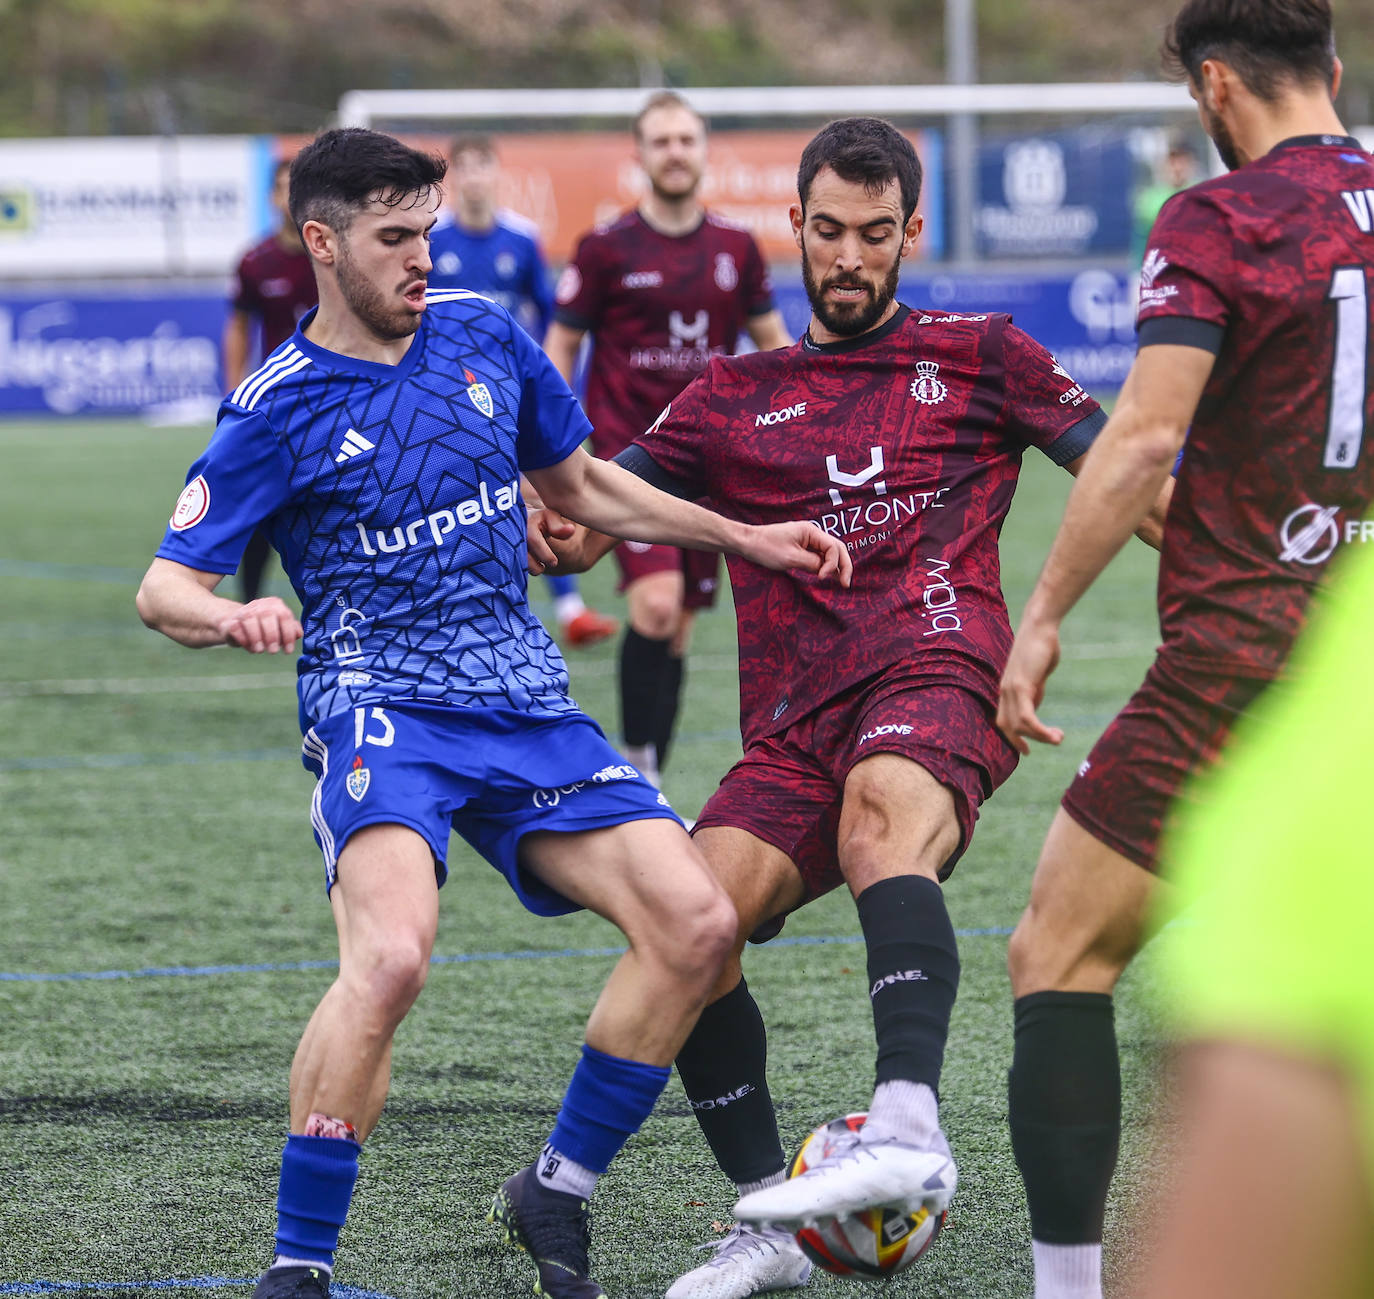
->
[1138,134,1374,678]
[553,210,775,456]
[156,290,589,731]
[634,305,1103,744]
[426,211,554,342]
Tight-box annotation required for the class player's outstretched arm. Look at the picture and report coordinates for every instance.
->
[526,447,851,584]
[136,557,302,653]
[524,505,618,576]
[998,344,1212,751]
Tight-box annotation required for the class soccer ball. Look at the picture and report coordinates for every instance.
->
[786,1112,945,1280]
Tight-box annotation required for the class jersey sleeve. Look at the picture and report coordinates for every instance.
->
[552,231,607,331]
[1000,322,1106,464]
[155,408,292,574]
[741,234,775,316]
[526,236,554,343]
[511,322,594,470]
[629,363,715,499]
[1136,188,1234,345]
[229,251,260,315]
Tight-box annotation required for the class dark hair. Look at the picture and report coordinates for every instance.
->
[1163,0,1336,100]
[449,133,495,163]
[797,118,923,221]
[633,90,706,141]
[289,128,446,235]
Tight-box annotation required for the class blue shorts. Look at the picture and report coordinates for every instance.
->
[301,701,681,915]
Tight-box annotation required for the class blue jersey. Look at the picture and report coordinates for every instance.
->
[157,290,588,731]
[427,212,554,342]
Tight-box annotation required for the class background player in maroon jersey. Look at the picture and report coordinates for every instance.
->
[530,116,1170,1299]
[996,5,1374,1298]
[544,91,790,793]
[222,156,317,602]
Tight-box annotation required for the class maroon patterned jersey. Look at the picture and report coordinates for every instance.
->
[1137,134,1374,678]
[230,233,317,356]
[636,306,1103,745]
[553,210,774,456]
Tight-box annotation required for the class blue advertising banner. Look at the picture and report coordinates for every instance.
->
[774,268,1139,392]
[0,293,225,416]
[975,129,1135,258]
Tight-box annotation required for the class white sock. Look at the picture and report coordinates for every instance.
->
[622,742,660,788]
[736,1169,786,1197]
[555,592,585,621]
[1031,1240,1103,1299]
[536,1142,599,1199]
[272,1255,333,1276]
[860,1079,940,1146]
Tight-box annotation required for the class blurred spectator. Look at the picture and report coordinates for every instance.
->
[1130,137,1200,268]
[222,156,316,602]
[1137,545,1374,1299]
[430,134,617,649]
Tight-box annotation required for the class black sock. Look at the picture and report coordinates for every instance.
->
[619,628,671,749]
[653,653,685,770]
[857,876,960,1090]
[239,527,271,603]
[1008,991,1120,1244]
[675,979,787,1186]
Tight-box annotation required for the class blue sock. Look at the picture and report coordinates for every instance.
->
[549,1044,670,1174]
[273,1133,361,1269]
[544,572,576,598]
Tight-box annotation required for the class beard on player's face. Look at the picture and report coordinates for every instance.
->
[1201,102,1242,171]
[802,233,902,338]
[648,160,703,203]
[337,236,423,341]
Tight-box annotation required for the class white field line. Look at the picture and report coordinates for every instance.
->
[0,643,1151,699]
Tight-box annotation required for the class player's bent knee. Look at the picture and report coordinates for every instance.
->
[1006,905,1128,998]
[344,938,432,1018]
[652,889,737,985]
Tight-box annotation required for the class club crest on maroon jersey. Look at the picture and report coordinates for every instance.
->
[910,360,948,405]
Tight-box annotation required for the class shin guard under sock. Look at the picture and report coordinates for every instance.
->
[1008,991,1120,1245]
[619,628,672,751]
[273,1132,361,1269]
[652,652,685,771]
[857,875,960,1091]
[548,1043,670,1175]
[675,978,787,1185]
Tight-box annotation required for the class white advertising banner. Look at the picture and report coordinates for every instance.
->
[0,136,264,277]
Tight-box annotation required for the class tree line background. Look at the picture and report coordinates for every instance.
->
[1,0,1371,138]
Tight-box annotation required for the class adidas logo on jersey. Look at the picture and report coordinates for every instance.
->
[335,428,376,463]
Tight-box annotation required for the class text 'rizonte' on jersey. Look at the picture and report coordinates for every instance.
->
[156,291,590,730]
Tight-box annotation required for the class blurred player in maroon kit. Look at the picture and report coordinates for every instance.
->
[222,156,317,602]
[530,116,1170,1299]
[996,4,1374,1298]
[544,91,790,790]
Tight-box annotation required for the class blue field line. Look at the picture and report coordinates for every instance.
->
[0,559,143,585]
[0,929,1011,986]
[0,1282,394,1298]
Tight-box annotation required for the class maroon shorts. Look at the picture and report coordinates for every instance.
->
[694,667,1018,916]
[1061,654,1272,871]
[614,541,720,611]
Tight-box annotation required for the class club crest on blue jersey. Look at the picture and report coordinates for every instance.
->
[346,754,371,802]
[464,367,494,419]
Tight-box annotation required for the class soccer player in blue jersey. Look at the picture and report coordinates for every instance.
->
[428,134,619,650]
[135,127,849,1299]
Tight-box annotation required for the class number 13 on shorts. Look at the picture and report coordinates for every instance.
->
[354,706,396,748]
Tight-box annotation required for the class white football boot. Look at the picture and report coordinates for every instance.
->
[732,1130,956,1231]
[665,1223,812,1299]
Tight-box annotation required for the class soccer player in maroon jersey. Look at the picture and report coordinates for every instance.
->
[530,116,1169,1299]
[544,91,790,791]
[222,157,317,603]
[996,5,1374,1298]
